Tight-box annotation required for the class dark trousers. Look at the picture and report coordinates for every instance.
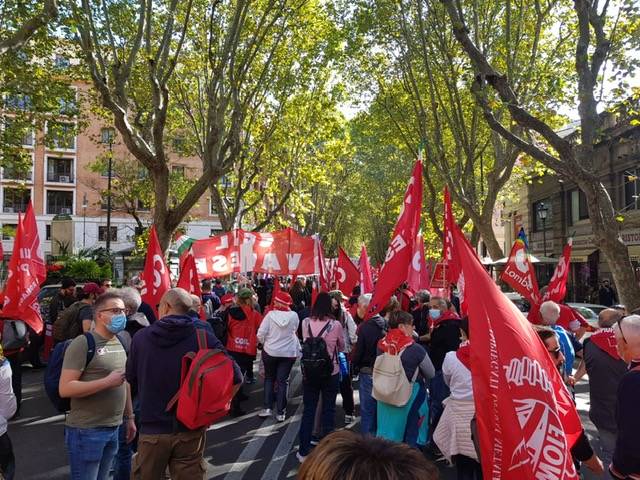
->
[339,363,354,416]
[0,433,15,480]
[229,352,253,410]
[298,374,339,456]
[428,370,449,444]
[25,327,44,367]
[262,351,295,415]
[112,422,132,480]
[404,385,427,447]
[454,454,483,480]
[6,355,21,415]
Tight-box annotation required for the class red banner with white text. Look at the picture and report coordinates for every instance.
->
[500,239,540,305]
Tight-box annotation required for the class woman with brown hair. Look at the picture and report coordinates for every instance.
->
[297,430,439,480]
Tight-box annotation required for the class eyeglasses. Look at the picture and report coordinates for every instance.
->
[99,307,126,315]
[547,347,562,359]
[617,317,628,344]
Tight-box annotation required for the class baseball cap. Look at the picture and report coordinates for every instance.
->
[237,288,254,300]
[83,282,105,296]
[221,293,235,305]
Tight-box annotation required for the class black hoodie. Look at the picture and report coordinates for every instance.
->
[126,315,242,434]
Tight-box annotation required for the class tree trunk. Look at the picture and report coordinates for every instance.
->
[475,219,504,260]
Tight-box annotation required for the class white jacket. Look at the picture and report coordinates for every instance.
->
[0,359,16,436]
[257,310,301,358]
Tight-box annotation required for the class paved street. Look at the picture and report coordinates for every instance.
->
[11,362,601,480]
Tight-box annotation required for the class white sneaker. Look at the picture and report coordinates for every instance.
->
[296,451,307,463]
[344,415,354,424]
[258,408,272,418]
[276,413,286,422]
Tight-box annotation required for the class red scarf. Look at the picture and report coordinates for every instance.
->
[377,328,414,354]
[431,310,460,329]
[456,341,471,370]
[589,328,620,360]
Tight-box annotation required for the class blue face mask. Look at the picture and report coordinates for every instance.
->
[106,313,127,334]
[429,309,441,320]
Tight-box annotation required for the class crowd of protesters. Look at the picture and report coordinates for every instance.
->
[0,271,637,480]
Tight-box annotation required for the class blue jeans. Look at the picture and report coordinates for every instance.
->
[112,422,132,480]
[358,373,377,436]
[598,429,616,480]
[404,385,427,448]
[429,371,450,444]
[298,374,339,456]
[262,352,295,415]
[65,426,119,480]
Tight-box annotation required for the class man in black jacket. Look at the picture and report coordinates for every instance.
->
[411,290,431,348]
[352,294,387,436]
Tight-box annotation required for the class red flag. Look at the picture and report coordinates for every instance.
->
[2,213,44,333]
[335,248,359,296]
[442,187,460,285]
[406,233,430,294]
[177,252,202,297]
[314,237,329,291]
[450,218,581,480]
[270,276,282,308]
[140,226,171,317]
[24,202,46,284]
[359,244,374,294]
[500,239,541,305]
[368,160,423,316]
[543,239,572,303]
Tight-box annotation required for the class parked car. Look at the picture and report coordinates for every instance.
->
[504,292,530,314]
[38,283,85,322]
[566,302,607,330]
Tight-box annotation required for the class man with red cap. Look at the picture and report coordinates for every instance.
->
[257,291,300,421]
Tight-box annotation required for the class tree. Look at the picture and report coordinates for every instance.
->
[442,0,640,309]
[86,156,196,231]
[0,0,57,56]
[75,0,342,250]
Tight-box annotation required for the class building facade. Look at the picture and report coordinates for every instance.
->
[1,80,223,278]
[502,114,640,302]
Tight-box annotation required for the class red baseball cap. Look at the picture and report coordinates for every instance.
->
[83,282,105,296]
[220,293,235,305]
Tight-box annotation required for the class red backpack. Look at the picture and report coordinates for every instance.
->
[166,329,235,429]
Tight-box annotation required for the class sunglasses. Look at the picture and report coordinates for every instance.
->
[617,317,628,344]
[547,347,562,359]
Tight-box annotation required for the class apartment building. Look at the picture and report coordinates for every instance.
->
[1,79,223,264]
[502,113,640,302]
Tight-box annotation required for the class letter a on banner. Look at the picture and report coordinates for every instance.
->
[449,216,581,480]
[140,226,171,316]
[500,238,540,305]
[368,160,423,316]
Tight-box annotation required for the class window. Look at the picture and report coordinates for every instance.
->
[46,190,73,215]
[4,94,32,111]
[624,168,639,211]
[567,189,589,225]
[172,165,185,177]
[532,199,553,231]
[2,224,17,240]
[46,121,76,150]
[98,226,118,242]
[2,153,33,181]
[45,224,51,241]
[3,117,33,147]
[2,188,30,213]
[58,90,77,116]
[101,127,115,145]
[54,55,70,69]
[46,156,74,183]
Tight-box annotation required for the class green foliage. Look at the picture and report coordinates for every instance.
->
[64,258,102,282]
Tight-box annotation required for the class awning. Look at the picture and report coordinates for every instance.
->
[490,255,558,265]
[571,248,597,263]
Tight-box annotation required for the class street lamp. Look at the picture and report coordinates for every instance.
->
[537,202,549,257]
[82,193,88,248]
[101,128,115,255]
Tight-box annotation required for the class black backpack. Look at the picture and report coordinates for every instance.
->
[208,310,228,345]
[300,321,333,383]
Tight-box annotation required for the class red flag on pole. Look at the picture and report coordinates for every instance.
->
[368,160,423,316]
[406,233,430,294]
[500,239,541,305]
[335,248,359,297]
[23,202,46,284]
[177,252,202,297]
[359,244,374,294]
[314,237,329,292]
[2,212,44,334]
[543,238,572,303]
[449,216,581,480]
[140,226,171,317]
